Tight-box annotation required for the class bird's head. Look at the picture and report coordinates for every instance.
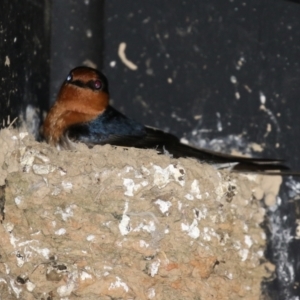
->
[57,66,110,112]
[43,66,110,147]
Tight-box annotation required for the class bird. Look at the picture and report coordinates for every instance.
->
[42,66,295,175]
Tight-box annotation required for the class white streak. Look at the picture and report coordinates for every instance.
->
[118,42,138,70]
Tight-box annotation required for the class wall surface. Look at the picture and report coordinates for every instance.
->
[103,0,300,165]
[0,0,51,136]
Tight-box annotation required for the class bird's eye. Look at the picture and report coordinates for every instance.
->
[93,80,102,90]
[66,74,72,82]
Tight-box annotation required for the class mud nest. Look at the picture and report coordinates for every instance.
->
[0,128,280,299]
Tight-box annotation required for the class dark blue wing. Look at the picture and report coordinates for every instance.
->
[65,105,292,173]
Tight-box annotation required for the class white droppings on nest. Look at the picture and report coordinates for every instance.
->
[30,230,41,236]
[202,226,218,241]
[9,279,22,298]
[15,252,25,267]
[4,222,15,233]
[80,271,93,281]
[57,278,76,297]
[177,200,183,211]
[185,193,194,200]
[147,287,156,299]
[29,246,50,259]
[257,250,264,257]
[185,179,202,200]
[140,240,149,248]
[55,205,76,221]
[59,168,67,176]
[152,164,185,188]
[61,180,73,192]
[141,165,151,175]
[119,201,131,236]
[233,240,241,250]
[225,271,233,280]
[124,166,133,173]
[51,187,61,196]
[25,280,36,292]
[86,234,95,241]
[55,228,66,235]
[119,214,131,236]
[133,220,156,234]
[19,148,38,172]
[239,249,249,262]
[122,178,148,196]
[191,179,202,198]
[20,147,53,174]
[194,207,208,220]
[14,196,22,206]
[149,260,161,277]
[109,276,129,292]
[244,235,253,248]
[18,239,40,248]
[181,219,200,239]
[154,199,172,215]
[215,176,237,201]
[32,163,56,175]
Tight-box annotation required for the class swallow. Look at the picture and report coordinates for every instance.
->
[42,66,295,175]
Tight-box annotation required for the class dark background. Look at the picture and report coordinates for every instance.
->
[103,0,300,166]
[0,0,51,136]
[1,0,300,298]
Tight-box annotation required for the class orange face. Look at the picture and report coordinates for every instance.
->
[43,67,109,146]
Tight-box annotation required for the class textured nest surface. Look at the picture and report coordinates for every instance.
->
[0,128,280,299]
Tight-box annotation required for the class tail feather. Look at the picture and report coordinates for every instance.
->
[155,141,297,175]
